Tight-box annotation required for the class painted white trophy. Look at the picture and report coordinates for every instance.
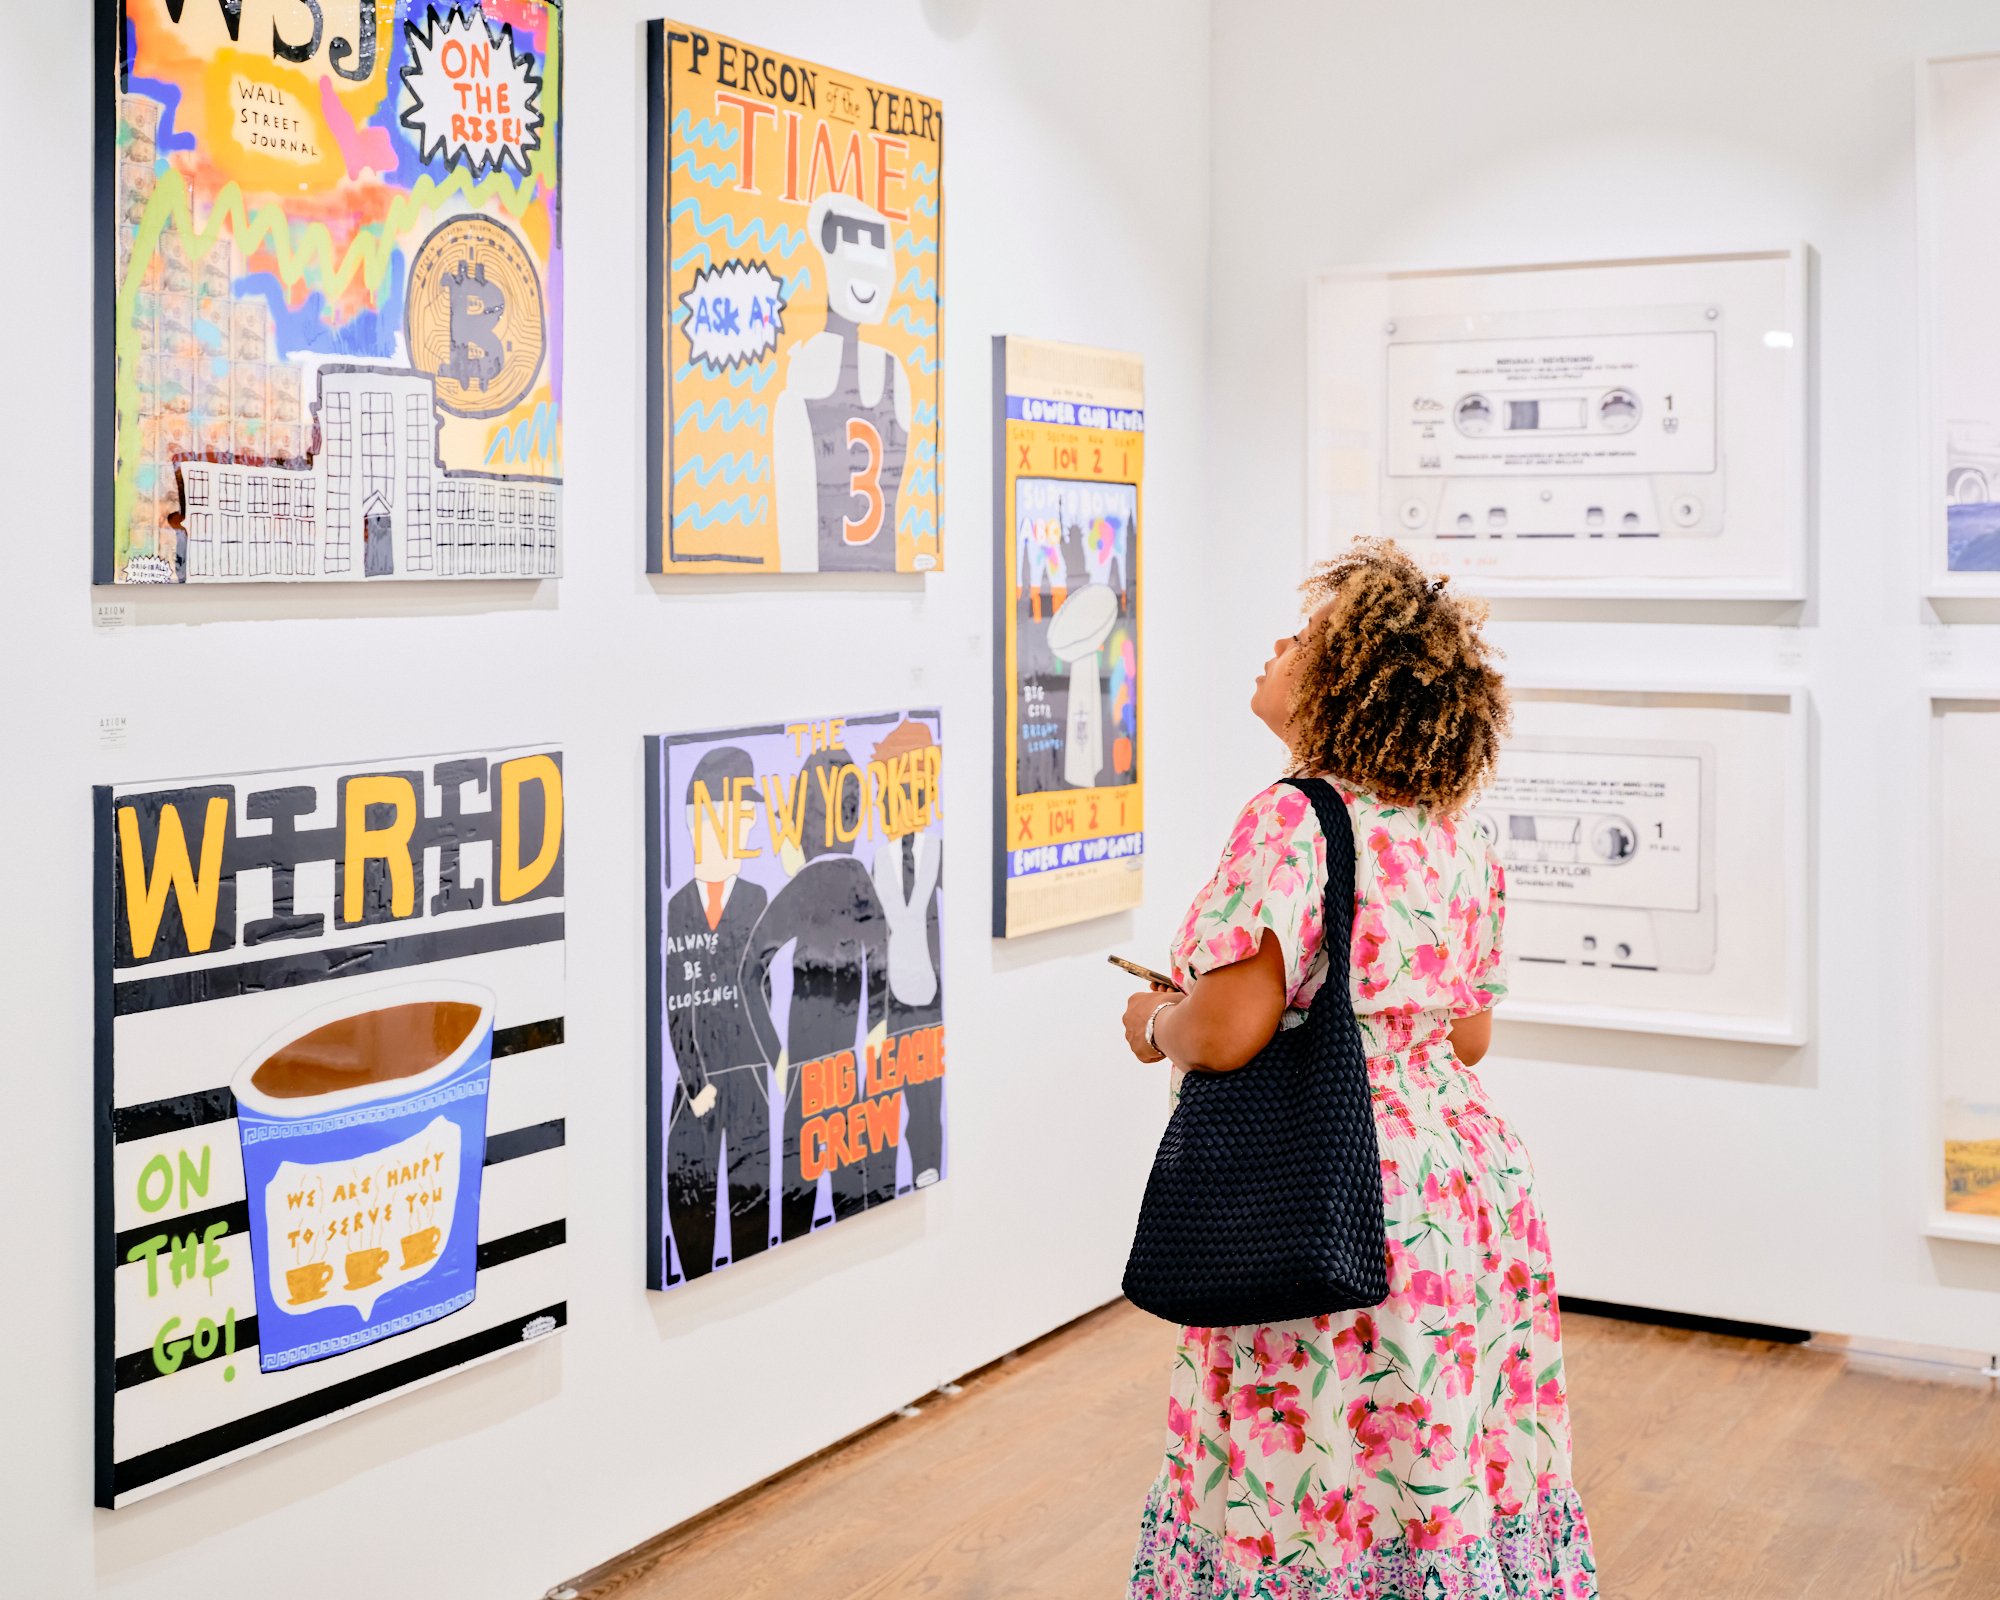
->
[1046,583,1118,788]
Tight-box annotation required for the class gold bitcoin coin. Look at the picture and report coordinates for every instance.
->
[405,215,546,418]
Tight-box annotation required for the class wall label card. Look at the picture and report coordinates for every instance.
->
[646,21,943,574]
[645,712,945,1290]
[992,336,1144,938]
[97,1,564,587]
[94,746,567,1506]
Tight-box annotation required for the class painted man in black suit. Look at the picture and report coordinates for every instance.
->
[868,718,945,1203]
[663,745,772,1283]
[741,746,889,1242]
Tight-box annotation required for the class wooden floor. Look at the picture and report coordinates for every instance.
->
[568,1302,2000,1600]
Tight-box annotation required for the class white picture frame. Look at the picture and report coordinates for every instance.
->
[1307,246,1811,601]
[1925,693,2000,1243]
[1920,56,2000,598]
[1490,684,1811,1044]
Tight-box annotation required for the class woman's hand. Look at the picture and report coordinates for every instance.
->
[1146,934,1290,1072]
[1123,986,1177,1063]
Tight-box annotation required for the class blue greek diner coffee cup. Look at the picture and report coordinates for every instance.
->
[231,981,495,1373]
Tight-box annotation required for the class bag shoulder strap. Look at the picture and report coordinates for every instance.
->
[1273,777,1359,1013]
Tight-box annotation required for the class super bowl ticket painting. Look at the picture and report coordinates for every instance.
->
[645,712,945,1290]
[94,747,567,1506]
[95,1,564,586]
[645,22,943,573]
[992,337,1144,938]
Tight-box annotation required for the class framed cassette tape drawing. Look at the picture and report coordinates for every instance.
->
[97,1,565,587]
[992,336,1145,938]
[94,745,567,1505]
[645,711,945,1290]
[1928,696,2000,1240]
[645,21,944,574]
[1480,686,1809,1043]
[1308,248,1809,600]
[1921,56,2000,595]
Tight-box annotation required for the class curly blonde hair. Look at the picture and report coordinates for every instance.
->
[1288,540,1510,814]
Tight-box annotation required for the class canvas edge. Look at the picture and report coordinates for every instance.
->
[94,785,118,1507]
[645,20,669,574]
[990,334,1010,937]
[643,735,668,1289]
[931,91,948,576]
[93,3,121,587]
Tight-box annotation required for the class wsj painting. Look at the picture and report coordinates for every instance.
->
[992,336,1144,938]
[646,21,943,573]
[96,0,564,586]
[95,746,567,1506]
[645,712,945,1289]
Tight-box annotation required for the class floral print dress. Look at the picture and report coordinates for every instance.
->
[1128,782,1597,1600]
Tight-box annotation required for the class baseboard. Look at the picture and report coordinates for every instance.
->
[1562,1295,1812,1345]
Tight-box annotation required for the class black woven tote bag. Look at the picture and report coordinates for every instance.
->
[1122,778,1389,1328]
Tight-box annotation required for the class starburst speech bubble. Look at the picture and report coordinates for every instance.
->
[399,7,545,179]
[678,260,789,372]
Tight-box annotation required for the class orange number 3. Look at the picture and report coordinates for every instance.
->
[843,418,885,545]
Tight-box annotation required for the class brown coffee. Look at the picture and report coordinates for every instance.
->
[252,1000,482,1100]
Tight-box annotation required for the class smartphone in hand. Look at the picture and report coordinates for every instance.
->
[1107,954,1181,991]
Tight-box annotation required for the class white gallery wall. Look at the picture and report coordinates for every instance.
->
[0,2,1216,1595]
[11,0,2000,1595]
[1202,0,2000,1353]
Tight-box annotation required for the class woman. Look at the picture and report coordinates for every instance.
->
[1122,541,1596,1598]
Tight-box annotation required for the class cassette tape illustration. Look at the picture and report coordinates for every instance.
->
[1472,736,1717,973]
[1382,305,1724,540]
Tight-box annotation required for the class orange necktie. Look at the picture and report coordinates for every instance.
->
[704,880,725,930]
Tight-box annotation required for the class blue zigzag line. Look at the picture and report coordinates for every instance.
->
[913,439,937,463]
[676,360,777,393]
[670,108,741,151]
[904,468,938,497]
[893,231,939,258]
[898,506,939,537]
[914,401,939,425]
[895,267,938,301]
[674,399,771,434]
[907,347,941,375]
[484,401,561,466]
[888,306,937,337]
[674,494,769,529]
[669,151,738,187]
[668,200,809,258]
[675,452,771,486]
[910,161,938,184]
[670,250,808,283]
[911,195,938,217]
